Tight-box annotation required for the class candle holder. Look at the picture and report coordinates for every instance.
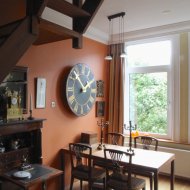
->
[97,118,109,150]
[27,109,34,120]
[124,121,135,155]
[27,94,34,120]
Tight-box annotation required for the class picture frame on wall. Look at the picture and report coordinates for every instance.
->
[36,78,46,108]
[96,101,105,117]
[96,80,104,97]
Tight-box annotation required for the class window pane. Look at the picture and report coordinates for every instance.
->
[126,41,171,67]
[129,72,167,134]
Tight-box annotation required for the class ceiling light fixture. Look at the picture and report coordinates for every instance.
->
[105,17,113,60]
[120,13,127,58]
[105,12,126,60]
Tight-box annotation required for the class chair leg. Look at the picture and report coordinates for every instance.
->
[150,176,153,190]
[88,181,92,190]
[70,176,74,190]
[103,177,106,190]
[80,180,83,190]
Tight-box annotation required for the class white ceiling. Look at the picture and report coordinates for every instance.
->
[42,0,190,44]
[86,0,190,43]
[90,0,190,33]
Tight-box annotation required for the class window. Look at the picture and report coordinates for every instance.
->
[124,36,180,140]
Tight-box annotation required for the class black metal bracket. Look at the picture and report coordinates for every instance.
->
[108,12,125,20]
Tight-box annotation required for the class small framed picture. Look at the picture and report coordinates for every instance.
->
[36,78,46,108]
[96,101,105,117]
[96,80,104,97]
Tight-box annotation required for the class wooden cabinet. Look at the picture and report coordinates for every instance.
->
[0,119,45,189]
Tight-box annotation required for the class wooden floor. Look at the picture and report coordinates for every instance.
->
[70,176,190,190]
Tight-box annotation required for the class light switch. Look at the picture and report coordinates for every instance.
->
[51,101,56,108]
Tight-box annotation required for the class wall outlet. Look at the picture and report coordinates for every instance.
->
[51,101,56,108]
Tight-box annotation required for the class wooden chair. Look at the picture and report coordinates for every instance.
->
[69,143,106,190]
[104,148,146,190]
[107,132,125,146]
[94,132,125,168]
[133,136,159,190]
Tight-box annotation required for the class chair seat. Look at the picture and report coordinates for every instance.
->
[107,175,146,190]
[72,165,106,181]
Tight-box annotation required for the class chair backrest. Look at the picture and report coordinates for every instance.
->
[134,136,158,151]
[107,132,125,146]
[104,148,133,188]
[69,143,92,175]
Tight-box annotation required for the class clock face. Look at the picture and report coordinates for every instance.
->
[66,63,97,116]
[11,97,17,105]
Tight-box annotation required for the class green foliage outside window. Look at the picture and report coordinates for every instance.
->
[129,72,167,134]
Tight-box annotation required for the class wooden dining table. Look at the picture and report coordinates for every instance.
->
[61,144,175,190]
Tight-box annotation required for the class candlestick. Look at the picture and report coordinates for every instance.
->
[28,94,34,120]
[124,121,135,155]
[97,118,109,150]
[30,94,33,111]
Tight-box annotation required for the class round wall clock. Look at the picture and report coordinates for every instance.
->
[66,63,97,116]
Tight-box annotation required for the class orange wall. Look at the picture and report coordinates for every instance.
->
[17,37,108,189]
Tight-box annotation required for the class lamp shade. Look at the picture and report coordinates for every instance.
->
[105,55,112,60]
[120,52,127,58]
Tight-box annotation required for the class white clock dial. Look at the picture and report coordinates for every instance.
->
[11,97,17,105]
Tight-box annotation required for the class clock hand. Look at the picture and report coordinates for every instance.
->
[84,79,94,90]
[73,71,86,92]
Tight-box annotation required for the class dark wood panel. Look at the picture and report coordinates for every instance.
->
[0,21,20,37]
[0,0,26,27]
[47,0,90,18]
[0,119,44,136]
[73,0,104,33]
[0,119,45,175]
[34,19,82,45]
[0,17,38,83]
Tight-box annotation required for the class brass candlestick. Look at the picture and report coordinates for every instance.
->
[97,118,109,150]
[124,121,135,155]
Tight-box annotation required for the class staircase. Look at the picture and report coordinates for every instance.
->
[0,0,104,83]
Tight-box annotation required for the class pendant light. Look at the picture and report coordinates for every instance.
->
[105,12,127,60]
[120,13,127,58]
[105,16,113,60]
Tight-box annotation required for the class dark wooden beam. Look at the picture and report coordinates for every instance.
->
[0,0,26,27]
[26,0,47,16]
[34,19,82,47]
[73,0,104,33]
[0,17,38,83]
[36,0,49,17]
[73,36,82,49]
[73,0,83,8]
[47,0,90,18]
[0,20,20,37]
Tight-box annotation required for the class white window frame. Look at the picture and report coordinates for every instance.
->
[188,32,190,143]
[124,35,180,140]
